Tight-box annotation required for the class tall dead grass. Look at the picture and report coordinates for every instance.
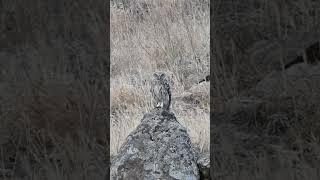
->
[212,0,320,179]
[110,0,210,156]
[0,0,108,179]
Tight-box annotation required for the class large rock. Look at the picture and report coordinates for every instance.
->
[196,152,210,180]
[110,109,199,180]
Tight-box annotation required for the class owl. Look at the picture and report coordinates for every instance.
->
[150,72,171,110]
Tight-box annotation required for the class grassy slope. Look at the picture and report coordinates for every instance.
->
[212,0,320,179]
[110,0,210,156]
[0,0,108,179]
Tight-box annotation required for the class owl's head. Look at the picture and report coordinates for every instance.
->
[153,71,166,79]
[151,71,175,88]
[152,71,169,82]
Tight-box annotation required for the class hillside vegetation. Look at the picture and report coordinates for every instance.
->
[110,0,210,157]
[212,0,320,179]
[0,0,108,179]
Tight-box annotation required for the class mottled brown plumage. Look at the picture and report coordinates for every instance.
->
[150,72,171,110]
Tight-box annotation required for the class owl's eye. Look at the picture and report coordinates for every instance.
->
[153,74,158,78]
[160,73,165,79]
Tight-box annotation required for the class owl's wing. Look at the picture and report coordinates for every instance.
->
[164,80,170,91]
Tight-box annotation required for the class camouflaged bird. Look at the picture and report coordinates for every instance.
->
[150,72,171,110]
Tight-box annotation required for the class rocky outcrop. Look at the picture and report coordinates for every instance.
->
[196,152,210,180]
[110,109,200,180]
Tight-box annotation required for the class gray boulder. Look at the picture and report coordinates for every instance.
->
[110,109,199,180]
[196,152,210,180]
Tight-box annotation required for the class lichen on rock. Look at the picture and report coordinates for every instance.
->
[111,109,200,180]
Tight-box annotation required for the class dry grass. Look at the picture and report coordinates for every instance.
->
[212,0,320,179]
[0,0,108,179]
[110,0,210,156]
